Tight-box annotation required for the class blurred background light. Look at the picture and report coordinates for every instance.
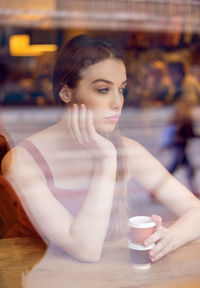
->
[9,34,57,56]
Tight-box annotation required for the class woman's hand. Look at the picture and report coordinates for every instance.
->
[144,214,176,262]
[67,104,117,159]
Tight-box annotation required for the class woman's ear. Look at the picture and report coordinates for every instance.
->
[59,85,73,104]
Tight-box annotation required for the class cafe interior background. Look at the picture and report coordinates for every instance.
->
[1,0,200,218]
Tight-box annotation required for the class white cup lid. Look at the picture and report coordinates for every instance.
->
[128,241,155,250]
[129,216,156,229]
[132,263,151,270]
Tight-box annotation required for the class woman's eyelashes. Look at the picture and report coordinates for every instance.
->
[96,88,110,94]
[95,86,127,95]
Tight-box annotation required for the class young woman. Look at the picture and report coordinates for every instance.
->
[2,35,200,263]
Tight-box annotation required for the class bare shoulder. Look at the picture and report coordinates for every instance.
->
[120,135,164,177]
[1,145,44,185]
[121,135,141,148]
[120,135,148,156]
[119,136,147,179]
[2,125,55,172]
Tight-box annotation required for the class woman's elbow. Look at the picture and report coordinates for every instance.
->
[78,253,101,263]
[63,242,102,263]
[68,250,101,263]
[74,246,102,263]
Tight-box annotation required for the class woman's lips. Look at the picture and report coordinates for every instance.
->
[105,115,120,123]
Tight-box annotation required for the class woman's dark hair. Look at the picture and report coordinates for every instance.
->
[53,34,124,102]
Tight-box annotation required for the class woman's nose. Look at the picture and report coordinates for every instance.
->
[111,92,124,109]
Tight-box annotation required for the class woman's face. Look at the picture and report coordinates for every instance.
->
[69,58,127,133]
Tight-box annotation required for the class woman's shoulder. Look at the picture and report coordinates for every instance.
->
[1,145,33,176]
[1,136,45,179]
[120,135,145,151]
[119,136,148,178]
[120,135,153,166]
[12,125,54,157]
[2,125,58,178]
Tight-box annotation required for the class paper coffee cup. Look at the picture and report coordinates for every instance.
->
[128,241,155,269]
[129,216,156,245]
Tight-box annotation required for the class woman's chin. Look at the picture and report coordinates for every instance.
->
[95,123,117,134]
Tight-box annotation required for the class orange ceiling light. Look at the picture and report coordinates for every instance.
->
[9,34,57,56]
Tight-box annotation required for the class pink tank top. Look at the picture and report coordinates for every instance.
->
[18,140,88,217]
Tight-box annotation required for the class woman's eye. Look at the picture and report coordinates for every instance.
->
[97,88,109,94]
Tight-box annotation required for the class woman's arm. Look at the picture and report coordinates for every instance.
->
[123,137,200,261]
[2,106,118,262]
[2,147,116,263]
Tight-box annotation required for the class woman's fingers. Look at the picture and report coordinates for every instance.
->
[144,226,165,246]
[150,242,172,262]
[151,214,162,228]
[149,230,170,254]
[86,109,97,141]
[67,104,116,158]
[69,104,97,145]
[79,104,89,143]
[144,224,175,262]
[144,215,163,247]
[71,104,83,144]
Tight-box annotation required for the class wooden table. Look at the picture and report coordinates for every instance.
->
[0,237,200,288]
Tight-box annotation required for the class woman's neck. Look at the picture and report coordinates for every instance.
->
[51,113,85,151]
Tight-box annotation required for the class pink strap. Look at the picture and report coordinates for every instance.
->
[18,140,55,190]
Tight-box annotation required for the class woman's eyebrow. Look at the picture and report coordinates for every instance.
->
[122,80,127,85]
[91,79,127,85]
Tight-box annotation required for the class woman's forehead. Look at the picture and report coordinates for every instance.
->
[80,58,126,84]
